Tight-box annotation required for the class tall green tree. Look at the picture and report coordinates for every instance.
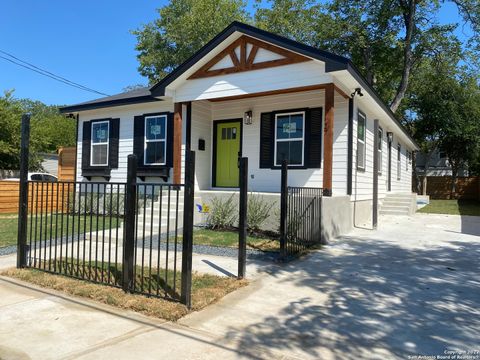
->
[257,0,477,113]
[132,0,249,83]
[0,91,76,171]
[410,64,480,195]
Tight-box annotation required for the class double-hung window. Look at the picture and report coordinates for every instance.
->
[90,121,109,166]
[357,111,366,170]
[378,127,383,175]
[274,112,305,166]
[144,115,167,165]
[397,143,401,180]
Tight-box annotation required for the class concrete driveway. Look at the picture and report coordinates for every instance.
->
[1,213,479,359]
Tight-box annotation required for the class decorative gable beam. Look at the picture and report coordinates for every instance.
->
[188,35,311,79]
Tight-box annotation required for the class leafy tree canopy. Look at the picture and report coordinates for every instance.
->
[0,90,76,171]
[132,0,249,82]
[133,0,479,115]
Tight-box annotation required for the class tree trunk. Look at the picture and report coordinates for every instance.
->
[390,0,416,113]
[362,45,375,85]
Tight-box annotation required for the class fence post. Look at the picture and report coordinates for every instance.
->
[122,154,137,293]
[279,160,288,260]
[238,157,248,279]
[181,150,195,308]
[17,114,30,268]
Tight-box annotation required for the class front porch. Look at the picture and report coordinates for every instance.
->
[173,85,349,195]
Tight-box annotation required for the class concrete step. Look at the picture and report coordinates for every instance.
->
[384,194,414,199]
[382,200,411,206]
[381,205,410,211]
[379,209,410,215]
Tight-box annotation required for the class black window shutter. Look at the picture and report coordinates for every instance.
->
[109,118,120,168]
[260,112,274,168]
[306,107,323,168]
[82,121,92,170]
[133,115,145,167]
[166,112,174,167]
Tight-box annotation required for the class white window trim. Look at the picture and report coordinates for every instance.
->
[273,111,305,167]
[90,120,109,167]
[378,126,383,175]
[144,115,167,166]
[357,111,366,170]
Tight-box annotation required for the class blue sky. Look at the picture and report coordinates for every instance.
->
[0,1,471,106]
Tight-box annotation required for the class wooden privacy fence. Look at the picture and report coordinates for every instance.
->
[0,181,71,214]
[416,176,480,200]
[58,147,75,181]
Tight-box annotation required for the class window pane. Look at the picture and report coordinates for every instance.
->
[357,115,365,141]
[92,144,108,165]
[146,141,165,164]
[146,116,166,140]
[276,114,303,140]
[357,142,365,168]
[276,141,303,165]
[92,123,109,143]
[378,151,382,174]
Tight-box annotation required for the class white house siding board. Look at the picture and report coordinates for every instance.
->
[331,92,349,196]
[350,97,414,201]
[191,101,213,190]
[351,101,376,201]
[209,89,325,192]
[75,102,174,184]
[390,139,412,193]
[173,61,331,102]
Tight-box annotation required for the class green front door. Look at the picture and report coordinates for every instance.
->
[215,121,241,187]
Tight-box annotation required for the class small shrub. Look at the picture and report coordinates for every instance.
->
[247,193,276,231]
[207,194,237,229]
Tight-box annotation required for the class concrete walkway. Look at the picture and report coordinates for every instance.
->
[1,213,479,359]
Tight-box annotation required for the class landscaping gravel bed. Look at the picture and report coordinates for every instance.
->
[1,233,279,262]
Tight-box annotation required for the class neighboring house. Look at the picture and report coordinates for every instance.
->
[60,22,419,233]
[416,149,468,176]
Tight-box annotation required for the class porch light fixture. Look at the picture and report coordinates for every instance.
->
[387,131,393,144]
[244,110,253,125]
[350,87,364,98]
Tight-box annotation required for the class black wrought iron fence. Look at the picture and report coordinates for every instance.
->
[280,161,323,259]
[18,148,195,306]
[132,183,184,299]
[26,181,125,288]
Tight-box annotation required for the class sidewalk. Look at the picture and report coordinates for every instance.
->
[0,276,277,360]
[1,213,479,359]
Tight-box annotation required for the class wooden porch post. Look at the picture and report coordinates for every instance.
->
[173,103,183,184]
[323,84,334,196]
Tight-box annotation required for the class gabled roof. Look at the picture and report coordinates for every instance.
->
[149,21,417,149]
[59,21,418,149]
[59,86,160,113]
[149,21,349,95]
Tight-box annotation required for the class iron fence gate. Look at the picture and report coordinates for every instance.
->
[280,162,323,259]
[18,151,195,306]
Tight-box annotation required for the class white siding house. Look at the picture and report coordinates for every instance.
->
[61,21,419,238]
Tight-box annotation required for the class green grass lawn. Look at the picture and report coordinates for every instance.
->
[418,200,480,216]
[193,228,280,252]
[0,214,121,248]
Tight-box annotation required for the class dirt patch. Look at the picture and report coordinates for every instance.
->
[1,268,247,322]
